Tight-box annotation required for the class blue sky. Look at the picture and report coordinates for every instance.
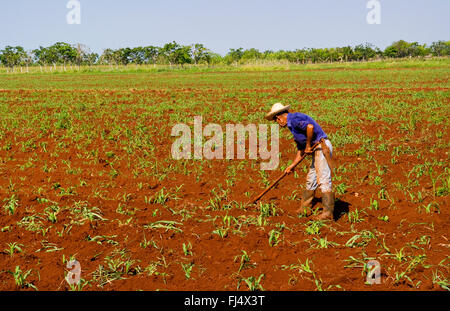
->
[1,0,448,55]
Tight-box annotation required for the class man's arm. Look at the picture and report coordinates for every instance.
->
[305,124,314,154]
[285,149,305,174]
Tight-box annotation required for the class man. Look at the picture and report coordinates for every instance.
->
[266,103,335,220]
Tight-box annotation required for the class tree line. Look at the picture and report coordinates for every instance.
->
[1,40,449,69]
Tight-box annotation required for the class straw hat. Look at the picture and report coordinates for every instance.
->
[265,103,291,120]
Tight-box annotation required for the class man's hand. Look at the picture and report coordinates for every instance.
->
[304,145,313,154]
[286,150,303,174]
[284,165,295,174]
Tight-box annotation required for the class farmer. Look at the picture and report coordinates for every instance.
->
[266,103,335,220]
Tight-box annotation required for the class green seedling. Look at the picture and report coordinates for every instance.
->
[347,208,366,223]
[212,227,228,238]
[4,242,24,256]
[3,195,18,215]
[346,230,376,248]
[145,220,183,233]
[234,250,255,273]
[309,237,340,249]
[180,262,194,279]
[182,242,193,256]
[238,274,264,291]
[268,229,282,247]
[305,220,325,235]
[9,266,37,290]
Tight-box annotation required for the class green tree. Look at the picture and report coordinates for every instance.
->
[384,40,412,58]
[161,42,192,66]
[161,41,179,66]
[241,48,262,62]
[173,45,192,66]
[32,46,56,65]
[143,46,160,65]
[430,41,450,56]
[85,52,99,65]
[191,43,211,65]
[408,42,430,57]
[74,43,98,65]
[226,48,244,65]
[0,46,26,68]
[208,52,223,65]
[50,42,77,65]
[341,46,353,62]
[130,47,145,64]
[354,43,377,61]
[0,46,27,69]
[99,48,116,65]
[117,48,132,65]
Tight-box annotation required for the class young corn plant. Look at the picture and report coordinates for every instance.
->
[344,255,376,278]
[368,198,379,211]
[298,258,314,274]
[432,270,449,291]
[257,214,268,227]
[238,274,264,291]
[71,201,106,223]
[234,250,256,273]
[4,242,24,256]
[9,266,37,290]
[44,204,60,223]
[309,237,340,249]
[284,189,301,201]
[418,202,440,214]
[35,240,64,253]
[182,242,193,256]
[268,228,283,247]
[92,249,139,287]
[393,270,413,286]
[180,262,194,279]
[140,234,158,249]
[345,230,376,248]
[206,187,228,210]
[378,215,389,222]
[145,220,183,233]
[335,183,348,195]
[67,278,90,291]
[304,220,325,235]
[144,263,159,276]
[91,265,124,287]
[347,208,366,223]
[148,187,172,205]
[147,185,183,205]
[391,247,408,263]
[287,258,339,291]
[86,235,119,246]
[259,202,277,217]
[212,227,229,238]
[3,195,18,215]
[258,170,270,187]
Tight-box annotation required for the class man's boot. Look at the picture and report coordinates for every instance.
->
[314,192,335,220]
[296,190,315,216]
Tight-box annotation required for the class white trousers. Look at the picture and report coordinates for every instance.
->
[306,139,333,193]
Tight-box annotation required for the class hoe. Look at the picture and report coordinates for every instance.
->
[249,142,320,205]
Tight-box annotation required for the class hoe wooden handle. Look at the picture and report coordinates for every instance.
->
[250,142,319,205]
[250,171,289,205]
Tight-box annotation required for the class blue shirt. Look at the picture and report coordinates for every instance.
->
[287,112,327,150]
